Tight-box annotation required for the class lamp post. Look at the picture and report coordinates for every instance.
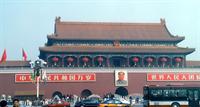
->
[30,58,46,105]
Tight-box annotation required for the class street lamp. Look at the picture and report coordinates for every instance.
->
[30,58,46,104]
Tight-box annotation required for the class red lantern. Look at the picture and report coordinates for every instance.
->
[175,57,182,63]
[82,57,89,63]
[132,57,139,62]
[160,57,167,62]
[52,57,59,62]
[146,57,153,63]
[97,56,103,62]
[67,57,74,63]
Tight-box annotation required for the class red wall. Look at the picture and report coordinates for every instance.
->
[1,72,200,98]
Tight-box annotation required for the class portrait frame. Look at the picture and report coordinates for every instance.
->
[115,70,128,86]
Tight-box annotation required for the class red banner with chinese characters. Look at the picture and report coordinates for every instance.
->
[147,73,200,81]
[15,73,96,83]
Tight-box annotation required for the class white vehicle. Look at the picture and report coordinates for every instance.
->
[143,85,200,107]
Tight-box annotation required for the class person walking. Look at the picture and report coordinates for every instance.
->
[0,100,7,107]
[13,99,20,107]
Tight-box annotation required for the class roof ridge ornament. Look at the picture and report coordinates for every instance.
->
[55,16,61,23]
[113,40,120,47]
[160,18,166,25]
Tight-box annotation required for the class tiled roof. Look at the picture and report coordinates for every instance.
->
[0,61,30,68]
[186,61,200,67]
[49,19,184,41]
[39,45,194,54]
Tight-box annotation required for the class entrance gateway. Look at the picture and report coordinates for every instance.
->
[50,87,129,99]
[1,17,199,99]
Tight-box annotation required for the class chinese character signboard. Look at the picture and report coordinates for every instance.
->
[15,73,96,83]
[147,73,200,81]
[115,70,128,86]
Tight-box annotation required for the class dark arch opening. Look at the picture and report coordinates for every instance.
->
[81,89,92,98]
[115,87,128,96]
[110,56,126,67]
[52,91,62,98]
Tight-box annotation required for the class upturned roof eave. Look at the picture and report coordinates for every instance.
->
[47,35,184,42]
[39,46,195,54]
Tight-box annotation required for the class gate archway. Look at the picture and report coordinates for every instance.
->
[115,87,128,96]
[81,89,92,98]
[52,91,62,99]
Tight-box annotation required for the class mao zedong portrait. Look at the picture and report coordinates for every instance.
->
[116,71,128,86]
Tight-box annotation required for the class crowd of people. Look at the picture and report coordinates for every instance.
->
[0,93,142,107]
[0,99,20,107]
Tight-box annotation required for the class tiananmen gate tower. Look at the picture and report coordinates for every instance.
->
[1,17,200,100]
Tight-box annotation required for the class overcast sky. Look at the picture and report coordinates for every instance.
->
[0,0,200,61]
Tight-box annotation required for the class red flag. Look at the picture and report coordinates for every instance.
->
[0,49,7,63]
[22,49,27,61]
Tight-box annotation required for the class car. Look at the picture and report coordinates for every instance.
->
[43,102,70,107]
[75,99,100,107]
[99,99,130,107]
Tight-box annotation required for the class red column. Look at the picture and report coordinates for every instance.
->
[106,56,110,67]
[127,56,130,67]
[77,56,80,67]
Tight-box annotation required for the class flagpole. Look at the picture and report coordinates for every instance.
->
[21,48,24,70]
[36,76,40,100]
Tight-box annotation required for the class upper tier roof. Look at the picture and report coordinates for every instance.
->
[48,18,184,41]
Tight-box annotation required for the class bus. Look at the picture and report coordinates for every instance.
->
[143,85,200,107]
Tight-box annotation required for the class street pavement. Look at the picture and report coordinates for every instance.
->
[133,103,143,107]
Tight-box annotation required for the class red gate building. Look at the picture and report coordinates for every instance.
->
[0,17,200,99]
